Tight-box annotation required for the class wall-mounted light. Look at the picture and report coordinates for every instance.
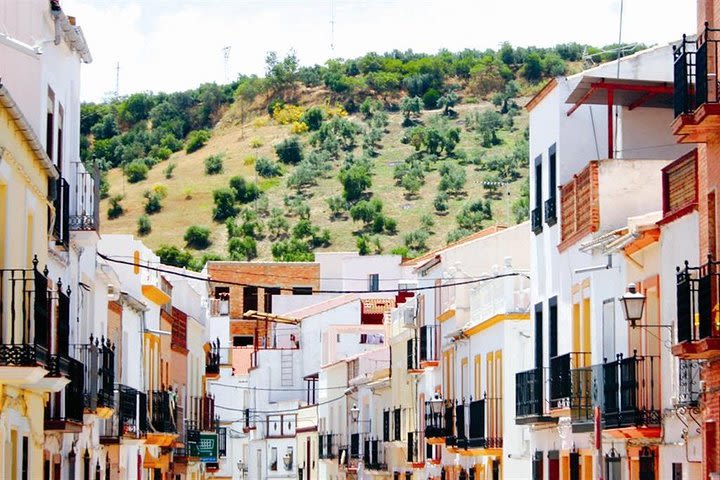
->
[620,283,646,327]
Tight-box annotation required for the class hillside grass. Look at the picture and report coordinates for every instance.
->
[100,99,528,260]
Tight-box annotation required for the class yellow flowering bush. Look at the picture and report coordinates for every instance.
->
[290,121,309,134]
[272,104,304,125]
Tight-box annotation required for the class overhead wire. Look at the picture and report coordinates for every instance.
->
[96,251,529,294]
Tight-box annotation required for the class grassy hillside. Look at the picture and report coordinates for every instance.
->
[99,90,528,263]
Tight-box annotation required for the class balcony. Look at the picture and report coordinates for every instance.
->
[363,438,387,472]
[674,257,720,358]
[602,354,661,434]
[100,385,147,443]
[44,356,85,432]
[544,196,557,226]
[457,396,503,452]
[515,367,556,425]
[187,393,216,432]
[531,206,542,234]
[147,390,179,445]
[318,432,338,459]
[52,177,70,249]
[68,162,100,232]
[72,335,115,417]
[206,338,221,377]
[419,325,439,368]
[559,162,599,251]
[424,401,447,442]
[0,258,53,385]
[568,363,603,429]
[406,431,424,466]
[444,403,456,446]
[549,352,591,411]
[672,24,720,142]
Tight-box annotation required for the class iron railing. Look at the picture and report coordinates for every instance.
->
[569,363,603,425]
[393,408,401,441]
[100,385,147,441]
[150,390,178,433]
[464,396,503,449]
[69,162,100,231]
[0,257,53,368]
[516,367,544,419]
[424,401,446,439]
[677,359,701,407]
[603,353,661,429]
[444,403,456,446]
[206,337,221,375]
[531,206,542,234]
[350,432,361,458]
[318,433,338,459]
[187,393,216,432]
[549,352,591,409]
[363,438,386,471]
[673,24,720,116]
[72,335,115,411]
[406,430,423,463]
[545,196,557,226]
[419,324,438,362]
[676,256,720,343]
[45,356,85,425]
[407,338,418,371]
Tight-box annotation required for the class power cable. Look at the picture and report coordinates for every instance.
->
[208,382,360,392]
[96,251,529,294]
[216,391,347,414]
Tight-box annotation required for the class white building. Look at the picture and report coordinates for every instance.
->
[523,44,700,480]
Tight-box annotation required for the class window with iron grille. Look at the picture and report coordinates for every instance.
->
[393,408,401,441]
[383,410,390,442]
[532,451,544,480]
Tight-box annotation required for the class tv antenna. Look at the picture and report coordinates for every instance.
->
[330,0,335,52]
[222,46,231,83]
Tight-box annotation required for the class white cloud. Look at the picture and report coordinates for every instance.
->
[62,0,696,101]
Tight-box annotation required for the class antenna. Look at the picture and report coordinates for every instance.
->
[330,0,335,53]
[115,61,120,98]
[222,46,231,83]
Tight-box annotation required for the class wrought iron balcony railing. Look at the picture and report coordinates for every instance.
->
[206,337,221,376]
[0,257,55,369]
[150,390,179,434]
[100,385,147,442]
[515,367,544,420]
[406,430,423,463]
[424,401,446,439]
[444,403,456,446]
[602,353,661,429]
[461,396,504,450]
[673,24,720,117]
[419,324,438,363]
[72,335,115,411]
[68,162,100,231]
[531,206,542,234]
[544,196,557,226]
[569,363,603,425]
[363,438,387,471]
[45,356,85,427]
[549,352,591,409]
[318,432,338,459]
[676,256,720,344]
[187,393,216,432]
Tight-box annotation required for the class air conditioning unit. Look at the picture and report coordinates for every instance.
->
[403,307,416,327]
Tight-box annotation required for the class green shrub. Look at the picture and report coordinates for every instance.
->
[185,129,211,153]
[155,245,193,268]
[137,215,151,236]
[204,153,224,175]
[161,133,183,152]
[250,137,263,149]
[268,209,290,238]
[275,136,304,164]
[301,106,325,131]
[255,157,282,177]
[184,225,211,249]
[456,199,492,230]
[124,161,149,183]
[404,230,430,252]
[151,146,172,161]
[229,176,261,203]
[212,188,238,221]
[434,192,449,214]
[339,165,372,202]
[271,238,314,262]
[228,236,257,260]
[108,194,124,219]
[422,88,441,109]
[143,190,163,214]
[326,196,347,219]
[163,162,177,179]
[267,98,285,116]
[447,228,472,244]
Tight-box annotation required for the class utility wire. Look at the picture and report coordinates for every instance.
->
[216,391,347,414]
[96,251,529,294]
[208,382,364,392]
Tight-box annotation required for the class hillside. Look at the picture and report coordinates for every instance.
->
[84,43,643,268]
[99,93,529,262]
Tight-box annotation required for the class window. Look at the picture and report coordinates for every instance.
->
[532,155,543,233]
[270,447,278,471]
[21,437,28,480]
[546,145,557,225]
[293,286,313,295]
[233,336,253,347]
[710,191,717,260]
[46,88,55,163]
[549,297,558,359]
[532,451,544,480]
[242,286,258,313]
[534,303,543,370]
[368,274,379,292]
[264,287,280,313]
[602,299,616,361]
[57,105,64,173]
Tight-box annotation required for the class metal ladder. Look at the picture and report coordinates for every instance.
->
[280,350,293,386]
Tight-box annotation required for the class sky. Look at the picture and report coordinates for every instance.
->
[61,0,697,102]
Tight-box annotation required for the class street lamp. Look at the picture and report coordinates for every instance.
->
[429,392,444,414]
[350,404,360,422]
[620,283,646,327]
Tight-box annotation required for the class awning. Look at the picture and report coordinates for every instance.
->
[143,451,170,471]
[566,76,674,113]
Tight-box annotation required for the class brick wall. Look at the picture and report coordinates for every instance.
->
[703,358,720,478]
